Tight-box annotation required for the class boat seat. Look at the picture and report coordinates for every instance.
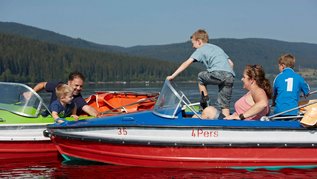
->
[300,103,317,127]
[85,93,117,112]
[137,102,156,111]
[299,99,317,113]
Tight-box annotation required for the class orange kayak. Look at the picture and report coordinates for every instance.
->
[85,91,159,116]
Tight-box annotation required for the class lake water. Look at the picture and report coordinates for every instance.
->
[1,81,317,178]
[37,81,247,111]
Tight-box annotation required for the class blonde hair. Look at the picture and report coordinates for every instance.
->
[191,29,209,43]
[279,54,295,69]
[55,84,73,99]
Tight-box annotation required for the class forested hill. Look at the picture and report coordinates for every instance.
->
[0,33,199,82]
[125,39,317,74]
[0,22,125,53]
[1,21,317,82]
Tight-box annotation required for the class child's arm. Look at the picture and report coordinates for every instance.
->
[52,111,65,123]
[301,80,310,97]
[71,107,79,121]
[167,58,194,80]
[228,59,234,69]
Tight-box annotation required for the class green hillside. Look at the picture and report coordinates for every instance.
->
[0,22,123,53]
[1,21,317,82]
[122,39,317,76]
[0,33,199,82]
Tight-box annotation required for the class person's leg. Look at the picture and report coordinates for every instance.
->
[218,73,234,116]
[198,83,208,97]
[198,83,209,109]
[222,108,230,117]
[197,71,222,109]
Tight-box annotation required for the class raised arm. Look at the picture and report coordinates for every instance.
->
[33,82,47,92]
[23,81,47,99]
[167,58,194,80]
[228,59,234,69]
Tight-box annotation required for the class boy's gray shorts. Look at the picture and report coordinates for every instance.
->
[198,71,234,109]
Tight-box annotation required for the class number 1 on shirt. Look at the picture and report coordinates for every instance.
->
[285,78,293,92]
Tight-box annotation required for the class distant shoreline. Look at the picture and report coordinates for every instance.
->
[24,79,317,85]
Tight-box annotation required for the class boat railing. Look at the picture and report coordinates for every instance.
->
[261,100,317,121]
[178,91,202,119]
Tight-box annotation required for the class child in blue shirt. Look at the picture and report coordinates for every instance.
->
[272,54,310,116]
[49,84,79,123]
[167,29,235,116]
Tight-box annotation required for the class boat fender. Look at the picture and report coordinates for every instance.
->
[260,116,270,121]
[43,129,51,138]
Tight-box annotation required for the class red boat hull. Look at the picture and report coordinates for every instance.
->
[0,141,59,163]
[52,136,317,168]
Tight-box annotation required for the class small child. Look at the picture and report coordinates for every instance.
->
[167,29,235,116]
[49,84,79,123]
[272,54,310,116]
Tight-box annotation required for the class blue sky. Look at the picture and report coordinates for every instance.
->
[1,0,316,47]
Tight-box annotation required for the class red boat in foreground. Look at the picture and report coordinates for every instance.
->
[46,80,317,169]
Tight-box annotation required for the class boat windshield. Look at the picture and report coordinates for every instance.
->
[153,80,199,119]
[0,82,48,117]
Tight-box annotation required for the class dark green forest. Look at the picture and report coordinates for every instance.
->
[1,22,317,83]
[0,33,199,82]
[2,22,317,77]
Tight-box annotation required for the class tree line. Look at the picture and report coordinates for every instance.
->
[0,33,199,83]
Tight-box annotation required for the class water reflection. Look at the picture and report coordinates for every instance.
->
[38,81,246,111]
[2,157,317,178]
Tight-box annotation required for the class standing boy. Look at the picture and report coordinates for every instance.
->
[167,29,235,116]
[272,54,310,116]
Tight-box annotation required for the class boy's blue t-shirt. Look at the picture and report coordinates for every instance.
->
[49,100,76,118]
[273,68,310,115]
[190,43,235,76]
